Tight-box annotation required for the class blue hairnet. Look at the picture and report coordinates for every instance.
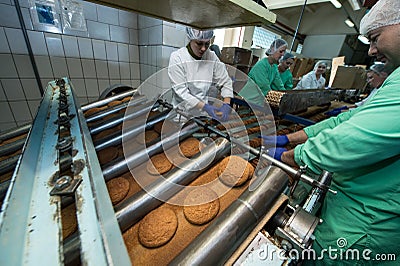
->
[369,63,387,75]
[266,39,288,55]
[360,0,400,35]
[186,27,214,41]
[279,52,294,63]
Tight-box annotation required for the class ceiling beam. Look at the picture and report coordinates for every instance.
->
[262,0,330,9]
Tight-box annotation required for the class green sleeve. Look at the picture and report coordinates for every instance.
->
[295,70,400,174]
[281,70,293,90]
[248,58,272,95]
[303,110,353,138]
[270,64,285,91]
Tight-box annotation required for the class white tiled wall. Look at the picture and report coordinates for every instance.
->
[0,0,189,132]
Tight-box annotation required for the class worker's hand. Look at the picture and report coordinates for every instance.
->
[267,147,287,161]
[202,103,219,120]
[260,135,289,147]
[324,106,348,117]
[218,103,231,121]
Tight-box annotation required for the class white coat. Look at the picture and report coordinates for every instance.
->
[294,70,326,90]
[168,47,233,112]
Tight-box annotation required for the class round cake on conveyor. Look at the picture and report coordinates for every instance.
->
[84,106,107,117]
[135,130,159,145]
[97,146,119,165]
[183,187,220,225]
[138,207,178,248]
[218,155,254,187]
[107,100,123,107]
[146,153,173,175]
[106,177,130,205]
[179,137,201,158]
[121,96,131,102]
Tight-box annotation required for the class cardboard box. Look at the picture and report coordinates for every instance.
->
[293,58,315,78]
[221,47,253,66]
[331,65,367,89]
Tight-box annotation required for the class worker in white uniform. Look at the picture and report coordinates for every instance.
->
[294,61,327,90]
[168,28,233,121]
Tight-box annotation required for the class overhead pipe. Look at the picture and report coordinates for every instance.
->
[171,166,288,265]
[290,0,308,51]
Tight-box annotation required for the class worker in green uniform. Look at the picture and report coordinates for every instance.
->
[276,52,295,90]
[238,39,287,106]
[261,0,400,264]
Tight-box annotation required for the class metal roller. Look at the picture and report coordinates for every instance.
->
[81,89,137,111]
[115,137,231,232]
[0,124,30,142]
[94,109,171,151]
[0,138,26,156]
[85,95,146,123]
[0,154,20,176]
[89,101,158,136]
[102,122,200,181]
[171,166,289,265]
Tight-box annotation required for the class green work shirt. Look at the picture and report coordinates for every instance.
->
[279,69,293,90]
[295,66,400,265]
[238,58,284,106]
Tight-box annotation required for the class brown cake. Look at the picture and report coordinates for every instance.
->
[183,187,220,225]
[146,153,173,175]
[135,130,159,145]
[138,207,178,248]
[106,177,130,205]
[218,155,252,187]
[97,146,119,165]
[121,96,131,102]
[84,106,107,117]
[107,100,123,107]
[61,203,78,239]
[179,137,201,158]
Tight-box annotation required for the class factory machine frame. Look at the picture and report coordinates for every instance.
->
[0,78,131,266]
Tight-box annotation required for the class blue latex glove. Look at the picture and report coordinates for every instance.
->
[202,103,219,120]
[267,147,287,161]
[260,135,289,147]
[324,106,348,117]
[218,103,231,121]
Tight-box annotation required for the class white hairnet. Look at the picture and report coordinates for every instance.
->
[360,0,400,35]
[186,27,214,41]
[266,39,288,55]
[313,61,327,71]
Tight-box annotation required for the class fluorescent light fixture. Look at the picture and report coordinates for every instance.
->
[358,35,370,44]
[348,0,361,10]
[345,18,355,27]
[330,0,342,8]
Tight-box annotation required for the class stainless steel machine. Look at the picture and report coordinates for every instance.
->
[0,78,337,266]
